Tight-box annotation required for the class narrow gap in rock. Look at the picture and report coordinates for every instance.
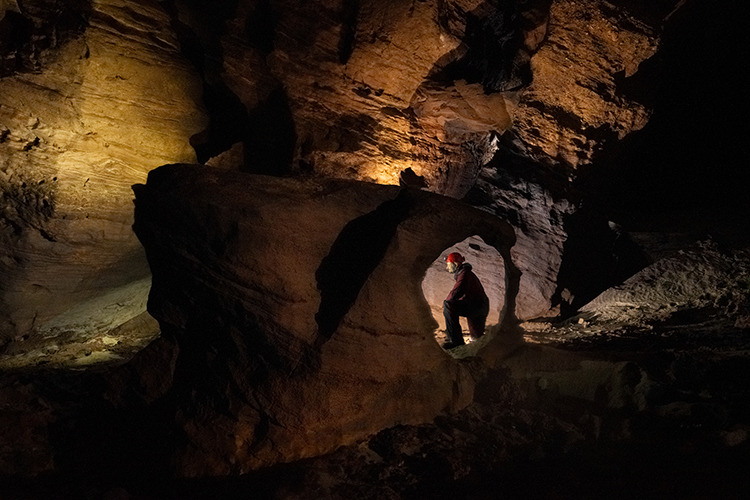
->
[337,0,359,64]
[245,0,279,54]
[243,87,297,176]
[162,0,252,164]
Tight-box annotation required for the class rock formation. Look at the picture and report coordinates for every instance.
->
[1,0,681,353]
[0,0,747,495]
[0,0,206,350]
[131,163,521,475]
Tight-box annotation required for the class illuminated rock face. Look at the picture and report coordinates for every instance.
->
[0,0,674,346]
[0,0,744,485]
[0,1,207,345]
[133,164,520,474]
[182,0,671,317]
[510,0,659,173]
[218,0,672,312]
[233,0,660,186]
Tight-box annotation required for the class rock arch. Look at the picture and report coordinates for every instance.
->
[422,236,506,339]
[335,186,521,342]
[133,164,521,475]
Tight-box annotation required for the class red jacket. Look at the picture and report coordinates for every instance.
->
[446,263,488,304]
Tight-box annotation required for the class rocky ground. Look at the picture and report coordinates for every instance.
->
[1,241,749,499]
[6,312,747,500]
[179,311,749,500]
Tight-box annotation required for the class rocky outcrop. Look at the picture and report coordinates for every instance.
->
[579,241,750,329]
[0,1,206,346]
[508,0,660,174]
[0,0,747,493]
[132,164,521,475]
[177,0,673,318]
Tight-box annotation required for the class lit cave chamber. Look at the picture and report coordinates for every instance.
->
[0,1,748,498]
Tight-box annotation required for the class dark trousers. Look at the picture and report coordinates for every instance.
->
[443,299,489,344]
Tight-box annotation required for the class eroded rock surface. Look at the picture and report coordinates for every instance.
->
[1,0,682,352]
[0,0,747,495]
[179,0,674,317]
[132,164,521,475]
[579,240,750,328]
[0,0,206,348]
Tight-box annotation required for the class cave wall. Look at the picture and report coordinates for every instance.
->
[206,0,670,317]
[0,0,206,346]
[1,0,684,350]
[0,0,746,485]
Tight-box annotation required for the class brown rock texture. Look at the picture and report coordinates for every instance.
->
[0,1,207,345]
[0,0,747,494]
[579,240,750,328]
[1,0,678,350]
[509,0,659,174]
[132,164,521,475]
[184,0,672,318]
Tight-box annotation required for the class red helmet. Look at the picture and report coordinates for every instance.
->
[445,252,464,264]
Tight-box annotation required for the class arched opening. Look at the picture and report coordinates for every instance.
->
[421,235,505,346]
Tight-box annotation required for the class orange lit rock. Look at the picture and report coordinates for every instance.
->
[0,0,678,354]
[209,0,667,317]
[0,0,674,350]
[511,0,658,172]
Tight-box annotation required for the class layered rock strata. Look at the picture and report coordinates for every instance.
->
[0,0,676,351]
[0,1,206,346]
[167,0,671,317]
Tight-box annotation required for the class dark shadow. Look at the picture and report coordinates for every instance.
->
[245,0,279,54]
[315,190,415,342]
[162,0,252,164]
[0,11,33,75]
[243,87,296,176]
[163,0,294,176]
[430,0,550,92]
[551,207,650,318]
[0,0,93,77]
[579,0,749,239]
[337,0,359,64]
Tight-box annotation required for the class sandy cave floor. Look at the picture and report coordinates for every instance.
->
[132,316,748,500]
[0,312,161,371]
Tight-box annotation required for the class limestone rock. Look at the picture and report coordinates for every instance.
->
[1,0,678,349]
[509,0,662,174]
[132,164,521,474]
[205,0,670,316]
[579,241,750,327]
[0,0,207,345]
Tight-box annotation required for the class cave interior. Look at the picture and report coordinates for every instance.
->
[0,0,749,498]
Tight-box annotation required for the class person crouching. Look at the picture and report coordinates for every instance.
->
[442,252,489,349]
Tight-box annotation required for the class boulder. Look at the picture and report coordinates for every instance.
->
[133,164,521,474]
